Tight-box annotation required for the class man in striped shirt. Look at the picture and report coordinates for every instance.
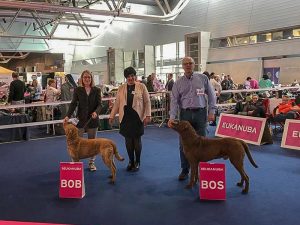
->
[168,57,217,181]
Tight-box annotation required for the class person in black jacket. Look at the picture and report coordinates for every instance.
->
[8,72,26,113]
[165,73,174,91]
[64,70,102,172]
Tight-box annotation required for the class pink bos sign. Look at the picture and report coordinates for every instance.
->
[199,162,226,200]
[59,162,85,199]
[215,113,266,145]
[281,119,300,150]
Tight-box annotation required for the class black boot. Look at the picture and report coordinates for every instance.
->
[126,162,135,172]
[133,161,140,172]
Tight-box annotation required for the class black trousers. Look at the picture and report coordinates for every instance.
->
[125,136,142,164]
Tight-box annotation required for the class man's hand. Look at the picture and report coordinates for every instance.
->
[168,119,175,128]
[208,113,215,122]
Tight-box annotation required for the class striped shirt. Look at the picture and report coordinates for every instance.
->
[169,72,217,119]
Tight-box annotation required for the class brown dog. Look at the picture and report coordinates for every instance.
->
[171,120,258,194]
[63,123,124,184]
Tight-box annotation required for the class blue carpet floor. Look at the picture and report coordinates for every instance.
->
[0,126,300,225]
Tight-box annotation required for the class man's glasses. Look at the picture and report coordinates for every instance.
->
[183,62,194,66]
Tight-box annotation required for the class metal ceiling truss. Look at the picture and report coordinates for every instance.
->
[0,0,190,42]
[0,52,30,63]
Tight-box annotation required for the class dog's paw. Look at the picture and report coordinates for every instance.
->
[109,180,115,185]
[241,189,248,194]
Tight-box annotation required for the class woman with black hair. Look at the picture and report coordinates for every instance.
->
[109,67,151,172]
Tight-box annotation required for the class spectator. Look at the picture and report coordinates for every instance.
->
[203,71,210,79]
[165,73,174,91]
[273,95,300,122]
[227,74,234,89]
[210,74,222,97]
[244,77,251,89]
[221,75,231,90]
[291,79,299,87]
[31,79,42,102]
[259,74,273,89]
[7,72,26,113]
[146,74,154,92]
[235,94,265,118]
[152,73,164,91]
[45,79,61,120]
[250,77,259,89]
[141,76,147,86]
[60,74,77,118]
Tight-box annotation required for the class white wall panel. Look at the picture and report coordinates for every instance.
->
[206,60,262,84]
[208,39,300,62]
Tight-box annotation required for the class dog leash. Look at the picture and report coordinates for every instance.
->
[82,117,93,129]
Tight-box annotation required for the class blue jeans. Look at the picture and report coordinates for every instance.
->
[179,108,207,173]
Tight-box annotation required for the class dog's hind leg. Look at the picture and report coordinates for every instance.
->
[102,155,116,184]
[230,160,249,194]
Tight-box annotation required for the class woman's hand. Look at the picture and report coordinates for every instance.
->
[64,116,69,123]
[143,116,151,126]
[109,117,114,126]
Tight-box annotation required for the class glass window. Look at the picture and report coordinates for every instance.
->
[272,31,283,40]
[249,35,257,44]
[236,36,250,45]
[293,28,300,38]
[283,29,293,39]
[257,33,271,42]
[178,41,185,59]
[155,45,161,66]
[155,45,161,60]
[211,39,220,48]
[162,43,176,60]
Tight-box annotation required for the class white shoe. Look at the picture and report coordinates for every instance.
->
[88,162,97,172]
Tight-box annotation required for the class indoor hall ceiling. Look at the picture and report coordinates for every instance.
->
[0,0,190,53]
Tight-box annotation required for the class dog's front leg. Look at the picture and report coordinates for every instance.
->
[185,163,197,189]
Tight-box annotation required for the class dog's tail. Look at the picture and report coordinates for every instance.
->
[241,141,258,168]
[112,142,125,161]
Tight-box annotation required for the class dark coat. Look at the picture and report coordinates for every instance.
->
[67,86,102,129]
[165,79,174,91]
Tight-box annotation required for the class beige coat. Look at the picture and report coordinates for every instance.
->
[110,82,151,123]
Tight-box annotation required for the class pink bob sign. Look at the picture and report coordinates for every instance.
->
[215,113,267,145]
[0,221,69,225]
[281,119,300,150]
[59,162,85,199]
